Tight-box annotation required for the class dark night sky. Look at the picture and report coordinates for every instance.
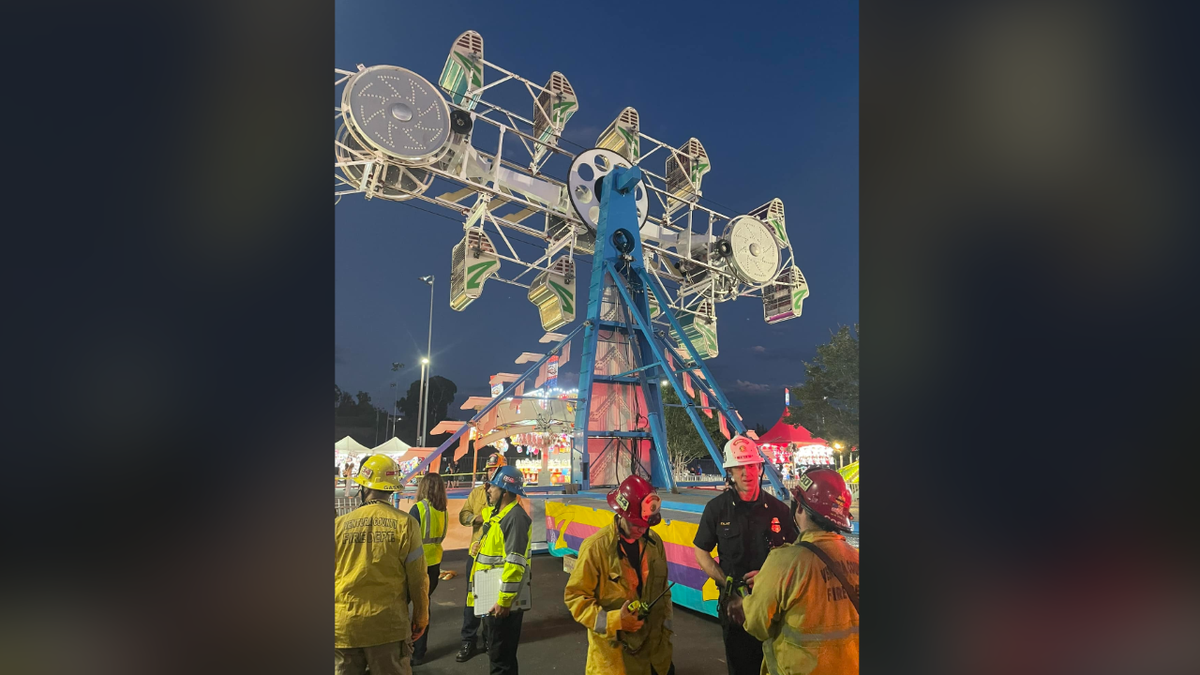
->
[335,0,858,431]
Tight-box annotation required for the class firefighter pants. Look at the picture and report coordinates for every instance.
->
[461,556,486,646]
[334,640,411,675]
[720,601,764,675]
[412,564,440,659]
[483,608,524,675]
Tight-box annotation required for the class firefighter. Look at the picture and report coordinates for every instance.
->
[467,464,532,675]
[455,450,507,661]
[408,472,448,666]
[694,435,798,675]
[564,474,676,675]
[739,466,859,674]
[335,454,429,675]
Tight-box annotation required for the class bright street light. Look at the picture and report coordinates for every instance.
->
[417,276,435,446]
[660,379,669,386]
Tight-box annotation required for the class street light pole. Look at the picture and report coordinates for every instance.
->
[417,359,428,444]
[416,363,426,445]
[389,382,397,439]
[418,275,435,445]
[389,361,404,442]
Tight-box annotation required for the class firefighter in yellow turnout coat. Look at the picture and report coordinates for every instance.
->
[741,468,859,675]
[334,454,429,675]
[564,475,675,675]
[468,464,532,675]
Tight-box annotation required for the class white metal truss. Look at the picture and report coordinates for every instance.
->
[334,43,802,331]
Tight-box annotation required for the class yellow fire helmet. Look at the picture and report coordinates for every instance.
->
[353,454,404,492]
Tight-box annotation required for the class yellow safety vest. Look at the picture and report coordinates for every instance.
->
[415,499,447,566]
[467,499,532,608]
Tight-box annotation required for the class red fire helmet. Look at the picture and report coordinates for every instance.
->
[607,474,662,528]
[790,467,853,531]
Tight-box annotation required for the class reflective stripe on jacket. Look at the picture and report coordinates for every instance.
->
[459,485,489,547]
[742,530,859,675]
[334,501,430,648]
[415,499,447,566]
[563,517,674,675]
[467,499,532,608]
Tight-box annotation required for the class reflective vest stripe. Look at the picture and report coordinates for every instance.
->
[416,500,446,565]
[499,581,522,593]
[405,548,424,565]
[505,553,527,566]
[780,624,860,642]
[594,611,607,634]
[475,553,505,565]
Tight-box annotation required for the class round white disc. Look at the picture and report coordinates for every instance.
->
[567,148,649,234]
[726,215,781,285]
[342,66,451,165]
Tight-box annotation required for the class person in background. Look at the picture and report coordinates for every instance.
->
[335,454,428,675]
[564,474,675,675]
[468,465,532,675]
[739,467,859,674]
[693,436,798,675]
[455,451,506,662]
[408,473,448,666]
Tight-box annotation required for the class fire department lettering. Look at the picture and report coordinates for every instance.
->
[339,515,400,543]
[827,584,860,602]
[818,559,858,581]
[341,530,397,543]
[341,516,399,530]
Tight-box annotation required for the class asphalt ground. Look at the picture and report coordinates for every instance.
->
[411,547,730,674]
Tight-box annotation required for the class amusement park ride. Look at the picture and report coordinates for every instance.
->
[336,31,811,497]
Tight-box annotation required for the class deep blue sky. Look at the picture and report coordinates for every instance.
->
[335,0,858,431]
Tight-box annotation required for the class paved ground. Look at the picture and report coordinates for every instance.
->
[413,548,730,674]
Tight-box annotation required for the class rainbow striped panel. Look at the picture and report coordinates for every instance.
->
[545,500,720,617]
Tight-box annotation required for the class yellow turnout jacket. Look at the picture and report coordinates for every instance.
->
[459,484,489,548]
[563,517,674,675]
[742,530,859,675]
[334,501,429,648]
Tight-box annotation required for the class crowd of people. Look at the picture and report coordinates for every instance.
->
[334,435,859,674]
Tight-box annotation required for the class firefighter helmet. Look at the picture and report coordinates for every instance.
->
[722,435,764,468]
[607,474,662,528]
[487,464,526,496]
[353,454,404,492]
[790,467,853,532]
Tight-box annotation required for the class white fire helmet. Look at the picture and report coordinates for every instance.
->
[722,435,763,468]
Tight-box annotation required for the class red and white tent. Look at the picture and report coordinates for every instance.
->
[755,411,834,466]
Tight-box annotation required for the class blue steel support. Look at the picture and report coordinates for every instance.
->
[573,161,679,491]
[400,320,589,485]
[573,162,776,495]
[640,269,787,498]
[604,260,724,485]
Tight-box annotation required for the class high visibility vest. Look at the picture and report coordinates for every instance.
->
[415,499,447,566]
[467,499,532,608]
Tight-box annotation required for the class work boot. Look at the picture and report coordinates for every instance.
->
[455,642,480,662]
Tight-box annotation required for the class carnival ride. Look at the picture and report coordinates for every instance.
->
[336,31,813,498]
